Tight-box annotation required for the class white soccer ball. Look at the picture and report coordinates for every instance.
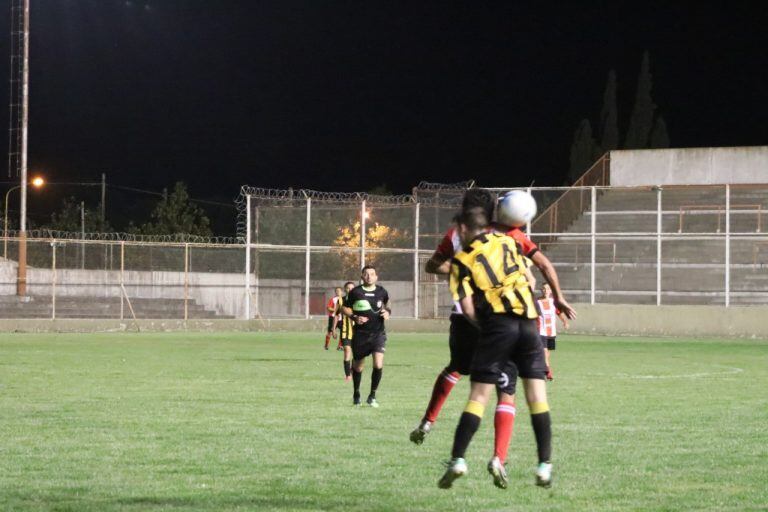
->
[497,190,537,227]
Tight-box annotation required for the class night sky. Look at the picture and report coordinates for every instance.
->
[1,1,767,232]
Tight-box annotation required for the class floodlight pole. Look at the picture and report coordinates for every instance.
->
[360,199,366,269]
[16,0,30,296]
[656,186,663,306]
[590,186,596,305]
[725,184,730,308]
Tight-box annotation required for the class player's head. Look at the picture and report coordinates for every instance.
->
[541,283,552,298]
[457,207,489,245]
[344,281,355,293]
[361,265,377,286]
[335,287,343,297]
[461,188,495,223]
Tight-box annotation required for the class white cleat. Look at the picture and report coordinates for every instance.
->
[487,456,508,489]
[535,462,553,488]
[438,458,468,489]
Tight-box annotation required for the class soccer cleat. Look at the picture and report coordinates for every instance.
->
[367,396,379,408]
[438,458,467,489]
[535,462,553,487]
[487,456,508,489]
[353,394,361,406]
[409,420,432,445]
[337,346,343,351]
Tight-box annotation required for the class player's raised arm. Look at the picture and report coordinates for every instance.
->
[529,251,576,320]
[426,230,456,275]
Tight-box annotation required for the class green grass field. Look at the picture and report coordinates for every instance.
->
[1,331,766,511]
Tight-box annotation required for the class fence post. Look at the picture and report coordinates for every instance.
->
[51,242,56,320]
[725,184,730,307]
[360,199,366,269]
[656,186,662,306]
[413,202,420,318]
[184,243,189,322]
[244,194,251,320]
[305,197,311,320]
[590,186,596,305]
[120,241,125,320]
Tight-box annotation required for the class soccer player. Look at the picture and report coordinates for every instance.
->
[332,281,356,381]
[341,266,391,407]
[410,189,520,487]
[537,283,569,380]
[439,209,555,490]
[324,287,344,350]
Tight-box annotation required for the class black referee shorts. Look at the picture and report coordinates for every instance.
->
[351,332,387,360]
[471,314,547,384]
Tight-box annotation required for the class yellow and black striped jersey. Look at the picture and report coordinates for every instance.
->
[337,296,354,340]
[450,232,538,319]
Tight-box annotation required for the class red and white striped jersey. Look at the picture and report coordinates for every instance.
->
[327,296,341,318]
[537,298,560,337]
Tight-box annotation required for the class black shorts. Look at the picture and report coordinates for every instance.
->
[541,335,556,350]
[448,314,517,395]
[327,316,335,333]
[447,314,479,376]
[471,314,547,384]
[351,332,387,360]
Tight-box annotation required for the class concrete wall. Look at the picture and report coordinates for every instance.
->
[0,260,417,319]
[2,304,767,339]
[610,146,768,186]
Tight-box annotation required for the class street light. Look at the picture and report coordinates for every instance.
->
[3,176,44,259]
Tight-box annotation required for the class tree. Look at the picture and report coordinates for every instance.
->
[650,115,670,148]
[599,69,619,152]
[624,51,656,149]
[140,182,212,236]
[46,197,112,233]
[569,119,597,182]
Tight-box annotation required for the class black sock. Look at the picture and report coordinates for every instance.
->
[343,360,351,377]
[370,367,382,397]
[451,412,482,459]
[531,412,552,463]
[352,369,362,397]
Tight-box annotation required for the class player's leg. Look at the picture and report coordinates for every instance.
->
[439,380,494,489]
[342,342,352,381]
[324,316,333,350]
[336,324,343,350]
[367,337,385,407]
[488,363,518,489]
[412,316,476,444]
[517,321,553,486]
[545,337,556,380]
[351,337,368,406]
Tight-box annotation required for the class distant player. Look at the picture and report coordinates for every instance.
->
[324,287,344,350]
[342,266,391,407]
[537,283,569,380]
[439,209,553,489]
[332,281,356,381]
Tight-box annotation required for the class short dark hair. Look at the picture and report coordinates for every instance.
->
[361,265,376,274]
[344,281,355,288]
[457,207,489,232]
[462,188,495,222]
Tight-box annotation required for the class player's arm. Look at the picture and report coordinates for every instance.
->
[425,231,455,275]
[450,257,479,327]
[379,291,391,320]
[530,250,576,320]
[557,310,570,330]
[331,302,342,332]
[524,266,537,291]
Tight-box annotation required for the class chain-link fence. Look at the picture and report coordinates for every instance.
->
[1,181,766,320]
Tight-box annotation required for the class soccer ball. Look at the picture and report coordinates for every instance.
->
[497,190,537,227]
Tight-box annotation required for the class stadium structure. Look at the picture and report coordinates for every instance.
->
[1,146,766,338]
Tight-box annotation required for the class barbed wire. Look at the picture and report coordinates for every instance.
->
[414,180,476,191]
[3,229,240,245]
